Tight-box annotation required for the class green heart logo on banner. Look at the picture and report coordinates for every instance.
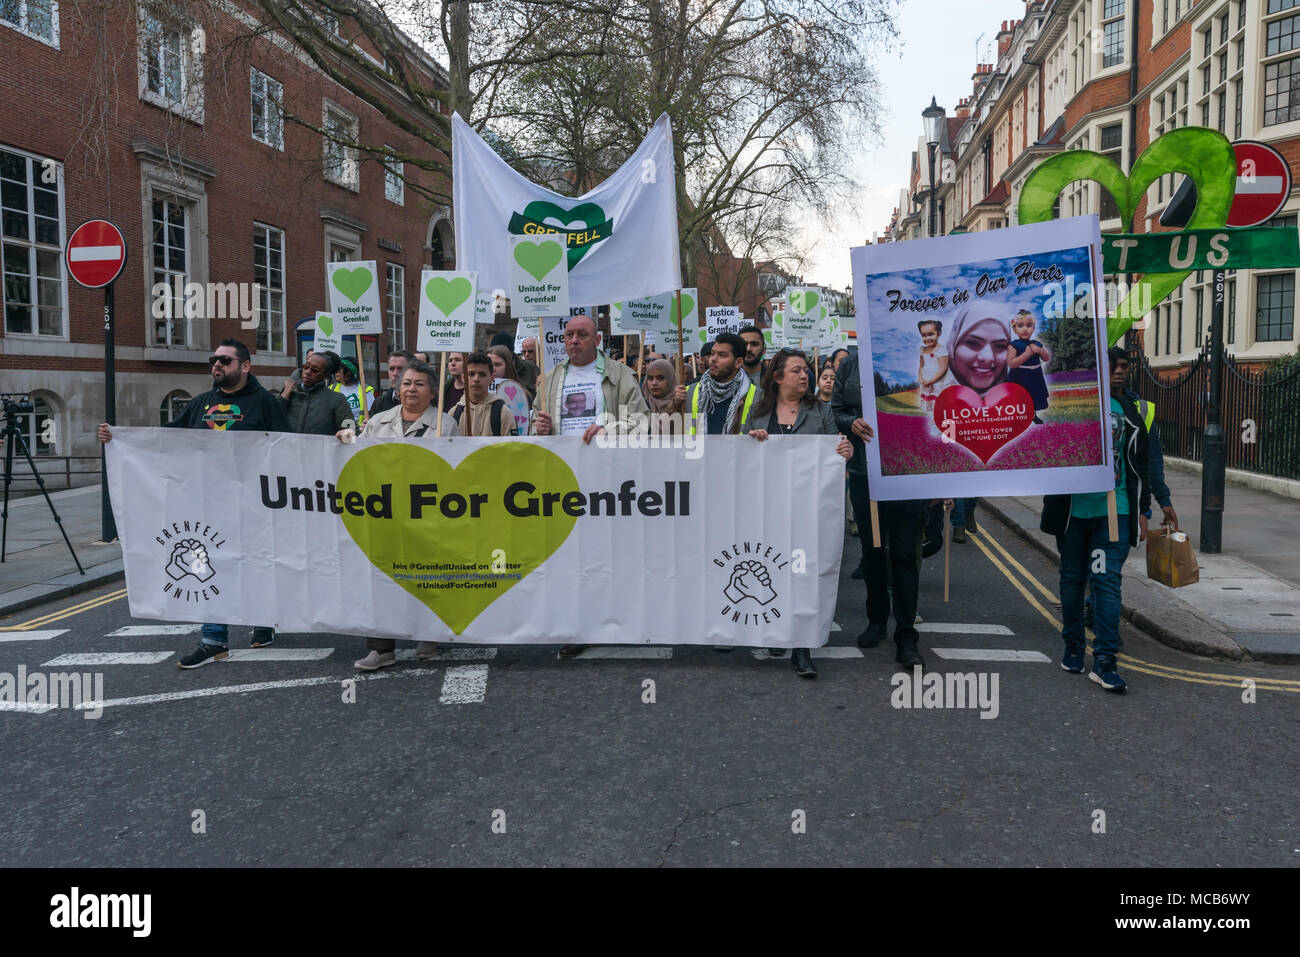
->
[696,326,708,347]
[1018,126,1236,345]
[774,311,784,327]
[514,240,565,282]
[613,301,624,311]
[331,267,373,304]
[671,292,695,324]
[336,442,580,635]
[317,314,334,336]
[425,276,473,316]
[789,290,819,316]
[519,201,610,270]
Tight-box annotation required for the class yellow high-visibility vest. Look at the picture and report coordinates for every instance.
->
[690,382,756,436]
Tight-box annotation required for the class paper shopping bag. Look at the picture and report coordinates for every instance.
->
[1146,525,1200,588]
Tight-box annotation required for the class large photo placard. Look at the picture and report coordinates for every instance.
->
[850,217,1114,500]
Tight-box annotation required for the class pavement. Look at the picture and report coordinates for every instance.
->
[0,485,123,616]
[983,464,1300,663]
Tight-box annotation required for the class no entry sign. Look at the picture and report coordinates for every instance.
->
[1228,141,1293,228]
[65,219,128,288]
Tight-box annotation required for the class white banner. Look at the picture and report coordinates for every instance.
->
[106,430,843,646]
[453,112,682,305]
[326,261,383,334]
[416,270,477,352]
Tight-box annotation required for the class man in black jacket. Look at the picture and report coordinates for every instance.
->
[98,338,292,667]
[831,352,928,668]
[1040,346,1150,692]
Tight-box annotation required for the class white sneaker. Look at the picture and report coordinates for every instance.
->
[415,641,441,660]
[354,650,397,671]
[915,614,923,624]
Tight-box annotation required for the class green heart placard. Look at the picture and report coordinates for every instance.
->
[514,240,565,282]
[671,291,695,323]
[1018,126,1236,344]
[317,314,334,336]
[790,290,819,316]
[425,276,473,316]
[332,266,373,304]
[336,442,580,635]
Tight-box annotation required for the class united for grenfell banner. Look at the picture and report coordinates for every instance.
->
[452,112,682,305]
[106,430,842,647]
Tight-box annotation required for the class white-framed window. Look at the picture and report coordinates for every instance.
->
[1264,0,1300,127]
[250,67,283,150]
[1098,123,1124,223]
[1256,272,1295,341]
[1191,2,1243,137]
[1,147,65,338]
[1154,0,1189,43]
[385,262,405,351]
[137,4,204,122]
[384,153,404,205]
[160,389,192,425]
[254,223,286,353]
[1,0,58,45]
[151,196,190,347]
[1147,72,1190,212]
[1102,0,1127,68]
[323,102,359,190]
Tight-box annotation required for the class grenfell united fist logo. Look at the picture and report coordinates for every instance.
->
[724,560,777,606]
[166,538,216,583]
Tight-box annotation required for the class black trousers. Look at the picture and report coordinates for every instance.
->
[847,473,925,643]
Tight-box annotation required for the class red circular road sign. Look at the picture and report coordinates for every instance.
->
[1228,141,1293,228]
[64,219,128,288]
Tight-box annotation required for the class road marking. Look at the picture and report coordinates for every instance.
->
[0,702,57,714]
[566,647,674,660]
[43,652,173,666]
[916,622,1015,635]
[395,647,498,662]
[976,524,1300,692]
[932,648,1051,662]
[0,629,68,643]
[439,664,489,704]
[0,589,127,630]
[223,648,334,662]
[978,525,1060,605]
[66,668,439,712]
[751,647,865,660]
[106,624,199,637]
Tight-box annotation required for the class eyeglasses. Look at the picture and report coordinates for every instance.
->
[208,355,238,367]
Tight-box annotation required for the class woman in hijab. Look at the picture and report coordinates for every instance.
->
[640,357,683,434]
[946,307,1012,396]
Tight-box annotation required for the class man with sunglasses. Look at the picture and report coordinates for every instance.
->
[98,338,292,667]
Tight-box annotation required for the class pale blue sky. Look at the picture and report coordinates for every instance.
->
[804,0,1029,291]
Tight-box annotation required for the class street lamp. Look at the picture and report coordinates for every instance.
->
[922,96,946,238]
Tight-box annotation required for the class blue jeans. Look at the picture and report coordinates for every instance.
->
[951,498,977,528]
[201,623,273,647]
[1056,517,1129,657]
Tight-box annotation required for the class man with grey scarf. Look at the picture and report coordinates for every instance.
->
[677,332,761,435]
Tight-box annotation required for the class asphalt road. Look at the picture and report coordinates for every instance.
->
[1,511,1297,867]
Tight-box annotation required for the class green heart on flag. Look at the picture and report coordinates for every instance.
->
[518,201,609,270]
[789,290,819,316]
[336,443,579,635]
[317,314,334,336]
[332,267,373,304]
[425,276,473,316]
[1019,126,1235,344]
[514,240,565,282]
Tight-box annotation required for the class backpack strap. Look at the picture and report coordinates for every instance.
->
[491,399,505,435]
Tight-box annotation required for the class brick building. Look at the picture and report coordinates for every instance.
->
[883,0,1300,372]
[0,0,451,468]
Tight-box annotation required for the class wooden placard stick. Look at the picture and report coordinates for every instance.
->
[869,499,881,549]
[1107,489,1119,542]
[355,336,370,429]
[674,289,685,385]
[944,504,951,602]
[436,351,447,437]
[637,332,644,380]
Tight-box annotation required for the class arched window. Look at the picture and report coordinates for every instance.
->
[160,390,192,425]
[9,392,60,455]
[428,213,454,269]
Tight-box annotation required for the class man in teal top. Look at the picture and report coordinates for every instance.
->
[1039,347,1150,692]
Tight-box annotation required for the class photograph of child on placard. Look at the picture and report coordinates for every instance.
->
[862,242,1105,478]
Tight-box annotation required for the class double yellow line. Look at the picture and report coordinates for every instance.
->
[971,523,1300,693]
[0,588,127,631]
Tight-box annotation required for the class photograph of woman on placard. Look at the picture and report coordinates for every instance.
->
[946,308,1011,397]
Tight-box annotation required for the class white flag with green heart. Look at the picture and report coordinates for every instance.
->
[452,112,682,305]
[417,270,478,352]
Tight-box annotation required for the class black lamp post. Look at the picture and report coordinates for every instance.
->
[922,96,946,238]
